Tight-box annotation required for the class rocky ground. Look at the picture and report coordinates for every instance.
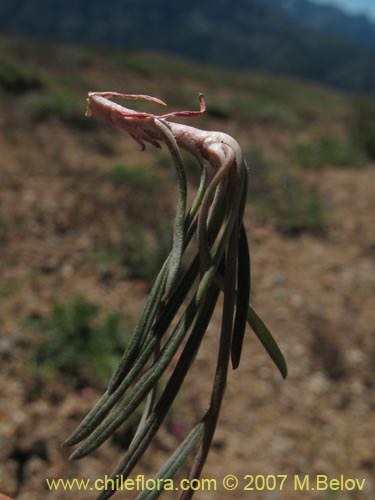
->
[0,41,374,500]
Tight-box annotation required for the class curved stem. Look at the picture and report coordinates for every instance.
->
[197,146,234,277]
[155,119,187,297]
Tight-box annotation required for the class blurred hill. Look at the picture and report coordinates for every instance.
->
[264,0,375,47]
[0,0,374,92]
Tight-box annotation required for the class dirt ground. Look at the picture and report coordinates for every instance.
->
[0,87,374,500]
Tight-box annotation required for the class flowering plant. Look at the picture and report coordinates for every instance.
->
[63,92,287,500]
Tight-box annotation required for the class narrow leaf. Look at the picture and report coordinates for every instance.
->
[247,304,288,379]
[231,224,251,369]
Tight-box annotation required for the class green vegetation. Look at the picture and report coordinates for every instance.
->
[121,217,172,281]
[0,217,8,244]
[30,295,132,386]
[233,95,302,130]
[0,56,43,93]
[94,216,173,282]
[0,273,36,299]
[102,164,162,190]
[0,50,90,127]
[273,173,326,236]
[351,96,375,161]
[97,163,172,281]
[248,160,327,236]
[292,136,363,169]
[20,89,91,128]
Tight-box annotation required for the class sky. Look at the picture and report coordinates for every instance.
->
[312,0,375,20]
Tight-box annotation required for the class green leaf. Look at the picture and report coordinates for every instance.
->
[231,224,251,369]
[247,304,287,378]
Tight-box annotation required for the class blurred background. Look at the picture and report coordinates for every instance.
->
[0,1,374,499]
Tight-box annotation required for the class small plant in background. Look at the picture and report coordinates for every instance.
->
[20,88,92,129]
[92,216,173,283]
[62,91,287,500]
[274,172,326,236]
[121,217,172,282]
[0,217,8,245]
[102,163,162,190]
[292,135,363,169]
[97,163,172,281]
[351,95,375,161]
[30,295,132,387]
[247,159,327,236]
[0,56,43,93]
